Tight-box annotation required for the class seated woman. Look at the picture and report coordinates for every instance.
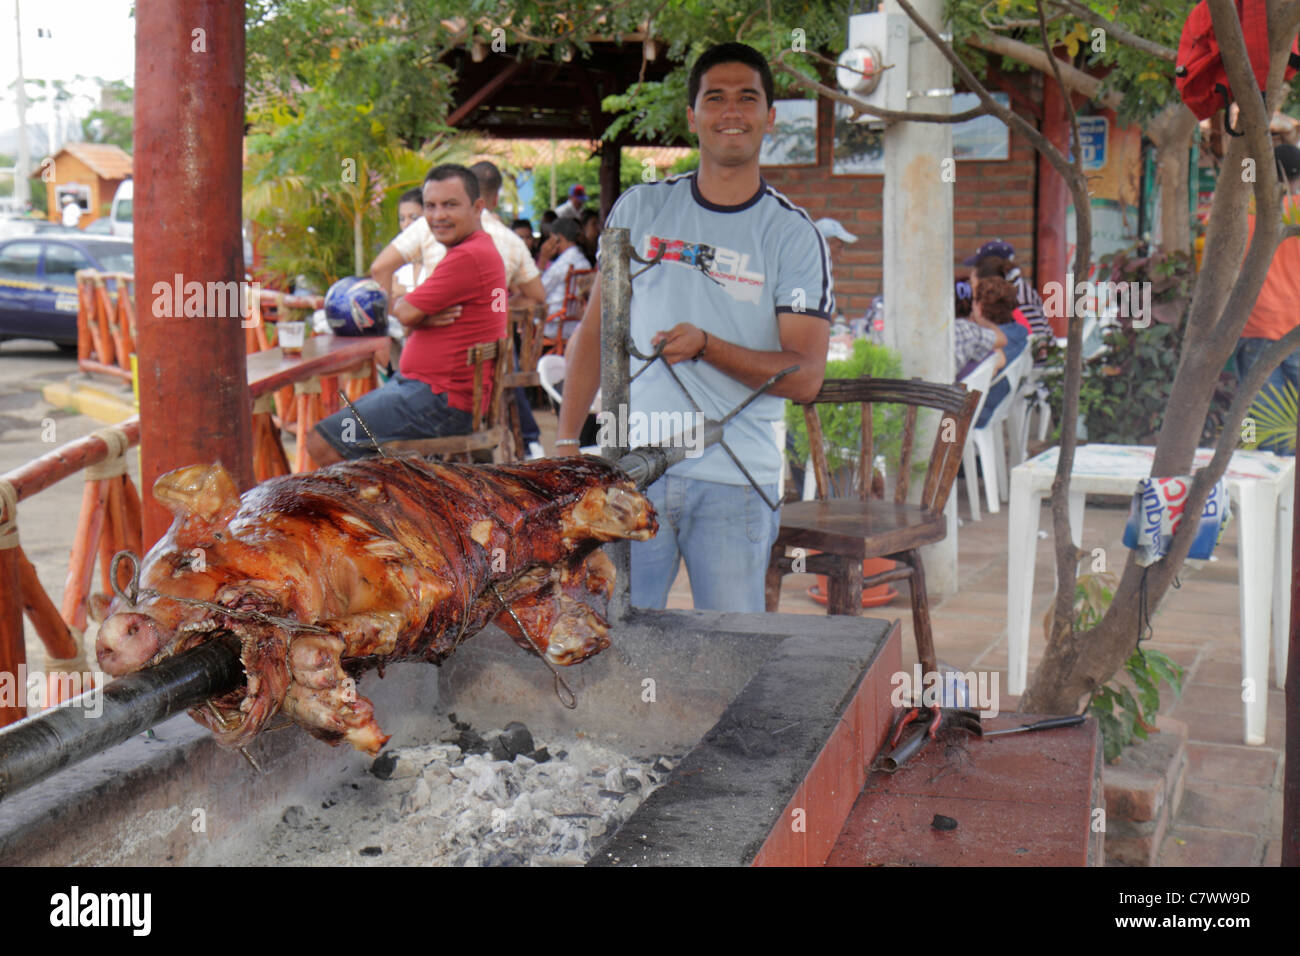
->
[968,276,1029,428]
[537,217,592,340]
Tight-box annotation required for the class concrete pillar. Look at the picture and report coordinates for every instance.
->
[882,0,957,596]
[135,0,252,546]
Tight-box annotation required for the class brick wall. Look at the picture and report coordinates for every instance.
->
[762,94,1040,319]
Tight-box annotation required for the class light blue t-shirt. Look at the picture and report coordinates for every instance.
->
[603,172,833,485]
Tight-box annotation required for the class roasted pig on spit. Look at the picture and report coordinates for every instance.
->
[94,457,656,755]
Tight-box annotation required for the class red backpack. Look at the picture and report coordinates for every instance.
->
[1175,0,1300,135]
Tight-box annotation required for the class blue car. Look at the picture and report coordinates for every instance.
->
[0,236,134,348]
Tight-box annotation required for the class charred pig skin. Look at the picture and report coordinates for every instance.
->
[95,456,656,754]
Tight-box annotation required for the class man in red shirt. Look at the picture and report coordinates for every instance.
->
[307,164,507,465]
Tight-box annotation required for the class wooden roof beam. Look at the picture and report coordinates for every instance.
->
[447,57,527,127]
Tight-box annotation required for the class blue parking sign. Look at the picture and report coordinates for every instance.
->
[1076,116,1108,171]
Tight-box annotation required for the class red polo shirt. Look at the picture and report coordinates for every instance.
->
[401,227,507,414]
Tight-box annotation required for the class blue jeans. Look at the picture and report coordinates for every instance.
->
[313,373,472,459]
[631,474,781,612]
[1235,337,1299,455]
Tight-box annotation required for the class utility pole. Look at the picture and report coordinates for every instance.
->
[882,0,957,596]
[13,0,32,208]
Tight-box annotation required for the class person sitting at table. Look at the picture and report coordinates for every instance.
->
[306,164,507,465]
[970,257,1033,335]
[968,276,1029,428]
[537,217,592,341]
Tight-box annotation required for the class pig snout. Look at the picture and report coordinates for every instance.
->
[96,612,163,675]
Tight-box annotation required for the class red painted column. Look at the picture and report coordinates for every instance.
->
[135,0,252,546]
[1035,75,1070,338]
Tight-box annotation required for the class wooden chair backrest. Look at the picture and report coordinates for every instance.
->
[799,377,982,515]
[510,303,547,375]
[466,338,512,432]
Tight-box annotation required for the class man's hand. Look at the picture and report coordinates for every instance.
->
[651,323,707,364]
[646,312,829,404]
[425,305,461,327]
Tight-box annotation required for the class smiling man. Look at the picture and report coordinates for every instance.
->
[306,164,506,465]
[555,42,833,612]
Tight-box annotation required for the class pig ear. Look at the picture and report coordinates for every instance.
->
[153,464,241,527]
[88,592,113,624]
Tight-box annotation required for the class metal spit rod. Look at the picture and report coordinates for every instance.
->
[0,638,243,804]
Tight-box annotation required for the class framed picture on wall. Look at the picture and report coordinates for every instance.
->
[832,102,885,175]
[952,92,1010,160]
[761,99,818,166]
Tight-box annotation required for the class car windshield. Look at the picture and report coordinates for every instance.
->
[79,241,134,273]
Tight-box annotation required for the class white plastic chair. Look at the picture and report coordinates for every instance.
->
[958,353,999,521]
[537,354,567,408]
[1008,362,1053,471]
[538,354,601,454]
[966,347,1032,514]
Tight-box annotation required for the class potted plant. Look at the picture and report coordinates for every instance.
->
[784,338,905,606]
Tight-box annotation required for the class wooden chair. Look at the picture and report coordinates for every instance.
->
[541,266,595,356]
[502,303,547,457]
[385,338,512,462]
[764,377,981,677]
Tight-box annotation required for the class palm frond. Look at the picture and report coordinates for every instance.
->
[1247,379,1297,454]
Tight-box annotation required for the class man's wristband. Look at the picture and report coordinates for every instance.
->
[692,330,709,361]
[554,439,581,447]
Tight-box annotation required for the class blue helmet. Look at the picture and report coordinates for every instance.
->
[324,276,388,336]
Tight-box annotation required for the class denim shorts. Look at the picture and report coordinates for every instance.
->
[313,373,472,460]
[630,473,781,612]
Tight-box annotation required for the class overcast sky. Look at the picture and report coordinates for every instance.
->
[1,0,135,125]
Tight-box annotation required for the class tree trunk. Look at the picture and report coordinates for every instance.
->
[1020,0,1296,712]
[1147,103,1199,256]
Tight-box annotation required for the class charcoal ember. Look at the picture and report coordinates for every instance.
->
[528,747,552,763]
[499,721,534,758]
[358,846,383,857]
[458,729,488,755]
[370,751,420,780]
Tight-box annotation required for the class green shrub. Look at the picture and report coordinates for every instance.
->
[1040,247,1233,446]
[785,339,904,497]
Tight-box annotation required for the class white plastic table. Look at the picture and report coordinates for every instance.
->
[1007,444,1294,745]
